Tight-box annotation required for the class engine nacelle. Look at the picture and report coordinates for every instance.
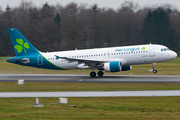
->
[121,65,132,71]
[104,61,121,72]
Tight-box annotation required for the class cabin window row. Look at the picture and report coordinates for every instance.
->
[47,50,148,61]
[111,51,147,55]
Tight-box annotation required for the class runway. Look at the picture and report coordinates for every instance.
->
[0,74,180,83]
[1,90,180,97]
[0,74,180,98]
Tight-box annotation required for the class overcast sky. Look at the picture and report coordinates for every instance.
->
[1,0,180,10]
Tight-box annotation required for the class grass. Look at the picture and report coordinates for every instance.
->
[0,82,180,92]
[0,97,180,120]
[0,57,180,75]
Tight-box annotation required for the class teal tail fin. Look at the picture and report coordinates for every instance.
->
[8,28,39,56]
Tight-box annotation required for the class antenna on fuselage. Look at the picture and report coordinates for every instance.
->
[149,42,152,45]
[75,48,77,51]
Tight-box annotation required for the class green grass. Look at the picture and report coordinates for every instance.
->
[0,82,180,92]
[1,57,180,75]
[0,97,180,120]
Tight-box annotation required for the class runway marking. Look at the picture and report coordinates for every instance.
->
[0,90,180,97]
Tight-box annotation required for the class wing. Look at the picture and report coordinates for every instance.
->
[55,55,107,68]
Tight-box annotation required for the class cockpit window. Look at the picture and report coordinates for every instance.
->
[161,48,170,51]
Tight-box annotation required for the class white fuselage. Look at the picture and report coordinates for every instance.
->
[40,44,177,70]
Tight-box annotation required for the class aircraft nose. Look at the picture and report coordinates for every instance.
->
[171,51,177,59]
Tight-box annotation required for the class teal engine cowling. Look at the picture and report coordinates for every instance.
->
[104,61,132,72]
[104,61,122,72]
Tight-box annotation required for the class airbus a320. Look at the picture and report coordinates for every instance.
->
[7,28,177,77]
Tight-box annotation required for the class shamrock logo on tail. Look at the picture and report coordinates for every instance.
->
[14,38,30,53]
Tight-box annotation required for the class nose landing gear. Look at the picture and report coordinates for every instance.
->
[152,63,157,74]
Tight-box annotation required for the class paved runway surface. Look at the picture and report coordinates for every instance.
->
[1,90,180,97]
[0,74,180,83]
[0,74,180,98]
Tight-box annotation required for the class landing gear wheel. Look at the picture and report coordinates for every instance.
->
[97,71,104,77]
[153,70,157,74]
[152,63,157,74]
[90,72,96,77]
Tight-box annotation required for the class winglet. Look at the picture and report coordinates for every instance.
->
[55,55,61,60]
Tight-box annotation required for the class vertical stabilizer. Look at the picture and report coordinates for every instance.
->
[8,28,39,56]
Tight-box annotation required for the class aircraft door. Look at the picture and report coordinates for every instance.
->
[38,55,43,65]
[149,46,155,57]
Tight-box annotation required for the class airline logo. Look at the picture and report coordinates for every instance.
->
[141,47,146,50]
[115,47,146,52]
[14,38,30,53]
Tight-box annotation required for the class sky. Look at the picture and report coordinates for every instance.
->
[1,0,180,10]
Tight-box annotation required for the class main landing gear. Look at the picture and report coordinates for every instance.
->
[152,63,157,74]
[90,70,104,77]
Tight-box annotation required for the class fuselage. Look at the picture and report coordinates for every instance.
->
[8,44,177,71]
[39,44,177,70]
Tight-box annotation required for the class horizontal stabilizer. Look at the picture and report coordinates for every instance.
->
[7,59,29,62]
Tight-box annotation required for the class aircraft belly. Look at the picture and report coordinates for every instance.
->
[53,61,77,69]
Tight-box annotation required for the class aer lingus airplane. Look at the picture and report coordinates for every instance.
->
[7,28,177,77]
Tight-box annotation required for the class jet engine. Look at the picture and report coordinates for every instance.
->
[121,65,132,71]
[104,61,121,72]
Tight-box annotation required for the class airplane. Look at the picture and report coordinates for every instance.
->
[7,28,177,77]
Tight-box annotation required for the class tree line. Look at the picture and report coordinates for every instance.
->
[0,1,179,56]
